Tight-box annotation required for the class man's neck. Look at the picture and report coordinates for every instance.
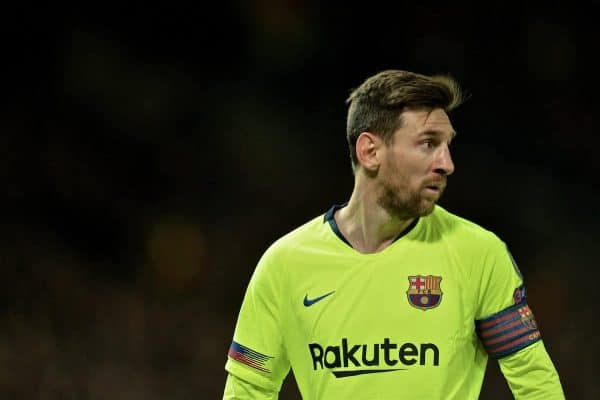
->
[334,188,415,254]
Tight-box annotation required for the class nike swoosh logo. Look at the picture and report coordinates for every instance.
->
[332,369,405,378]
[303,291,335,307]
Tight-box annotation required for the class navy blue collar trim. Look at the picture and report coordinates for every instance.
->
[323,203,352,247]
[323,203,419,249]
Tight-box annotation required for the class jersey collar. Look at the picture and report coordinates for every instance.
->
[323,203,419,249]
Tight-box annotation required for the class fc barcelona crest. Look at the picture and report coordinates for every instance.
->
[407,275,443,310]
[518,305,538,330]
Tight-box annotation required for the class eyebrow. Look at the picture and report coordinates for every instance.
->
[420,129,458,140]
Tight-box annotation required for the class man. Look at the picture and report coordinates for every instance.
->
[223,70,565,399]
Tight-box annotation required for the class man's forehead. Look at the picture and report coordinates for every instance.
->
[401,108,456,136]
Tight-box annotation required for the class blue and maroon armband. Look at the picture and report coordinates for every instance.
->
[475,285,542,359]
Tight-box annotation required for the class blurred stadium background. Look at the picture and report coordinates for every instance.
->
[2,2,598,399]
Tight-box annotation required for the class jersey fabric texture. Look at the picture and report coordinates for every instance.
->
[225,205,560,399]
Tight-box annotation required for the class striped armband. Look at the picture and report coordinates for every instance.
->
[228,341,274,373]
[475,301,541,359]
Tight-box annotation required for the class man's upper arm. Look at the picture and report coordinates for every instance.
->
[223,373,279,400]
[474,236,564,398]
[225,244,291,393]
[474,238,540,358]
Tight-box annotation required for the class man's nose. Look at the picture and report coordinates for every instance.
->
[434,145,454,176]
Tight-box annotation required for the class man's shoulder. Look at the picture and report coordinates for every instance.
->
[430,205,502,245]
[275,214,325,245]
[261,211,329,259]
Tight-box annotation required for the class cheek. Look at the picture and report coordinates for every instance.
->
[389,156,422,180]
[401,155,430,178]
[384,151,425,186]
[385,164,412,190]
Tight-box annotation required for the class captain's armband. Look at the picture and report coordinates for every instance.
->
[475,301,541,359]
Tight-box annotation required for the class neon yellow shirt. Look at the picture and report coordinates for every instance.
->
[225,205,564,399]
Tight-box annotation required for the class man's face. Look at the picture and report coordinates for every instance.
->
[376,107,456,219]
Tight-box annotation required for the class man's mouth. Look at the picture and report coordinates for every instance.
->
[423,182,445,194]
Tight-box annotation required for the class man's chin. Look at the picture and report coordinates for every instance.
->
[417,200,437,216]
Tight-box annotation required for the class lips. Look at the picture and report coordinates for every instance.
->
[424,181,445,192]
[423,180,446,195]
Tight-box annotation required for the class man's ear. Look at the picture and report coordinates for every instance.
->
[355,132,382,173]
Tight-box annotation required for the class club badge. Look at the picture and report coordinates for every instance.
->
[407,275,443,310]
[518,305,538,330]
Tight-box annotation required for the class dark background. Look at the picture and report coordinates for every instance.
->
[2,2,598,399]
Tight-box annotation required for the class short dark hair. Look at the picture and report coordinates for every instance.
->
[345,70,465,171]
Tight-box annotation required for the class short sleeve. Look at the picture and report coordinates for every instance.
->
[225,246,291,392]
[474,238,542,359]
[475,238,523,319]
[223,373,278,400]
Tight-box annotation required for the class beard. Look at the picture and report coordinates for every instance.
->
[377,175,444,220]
